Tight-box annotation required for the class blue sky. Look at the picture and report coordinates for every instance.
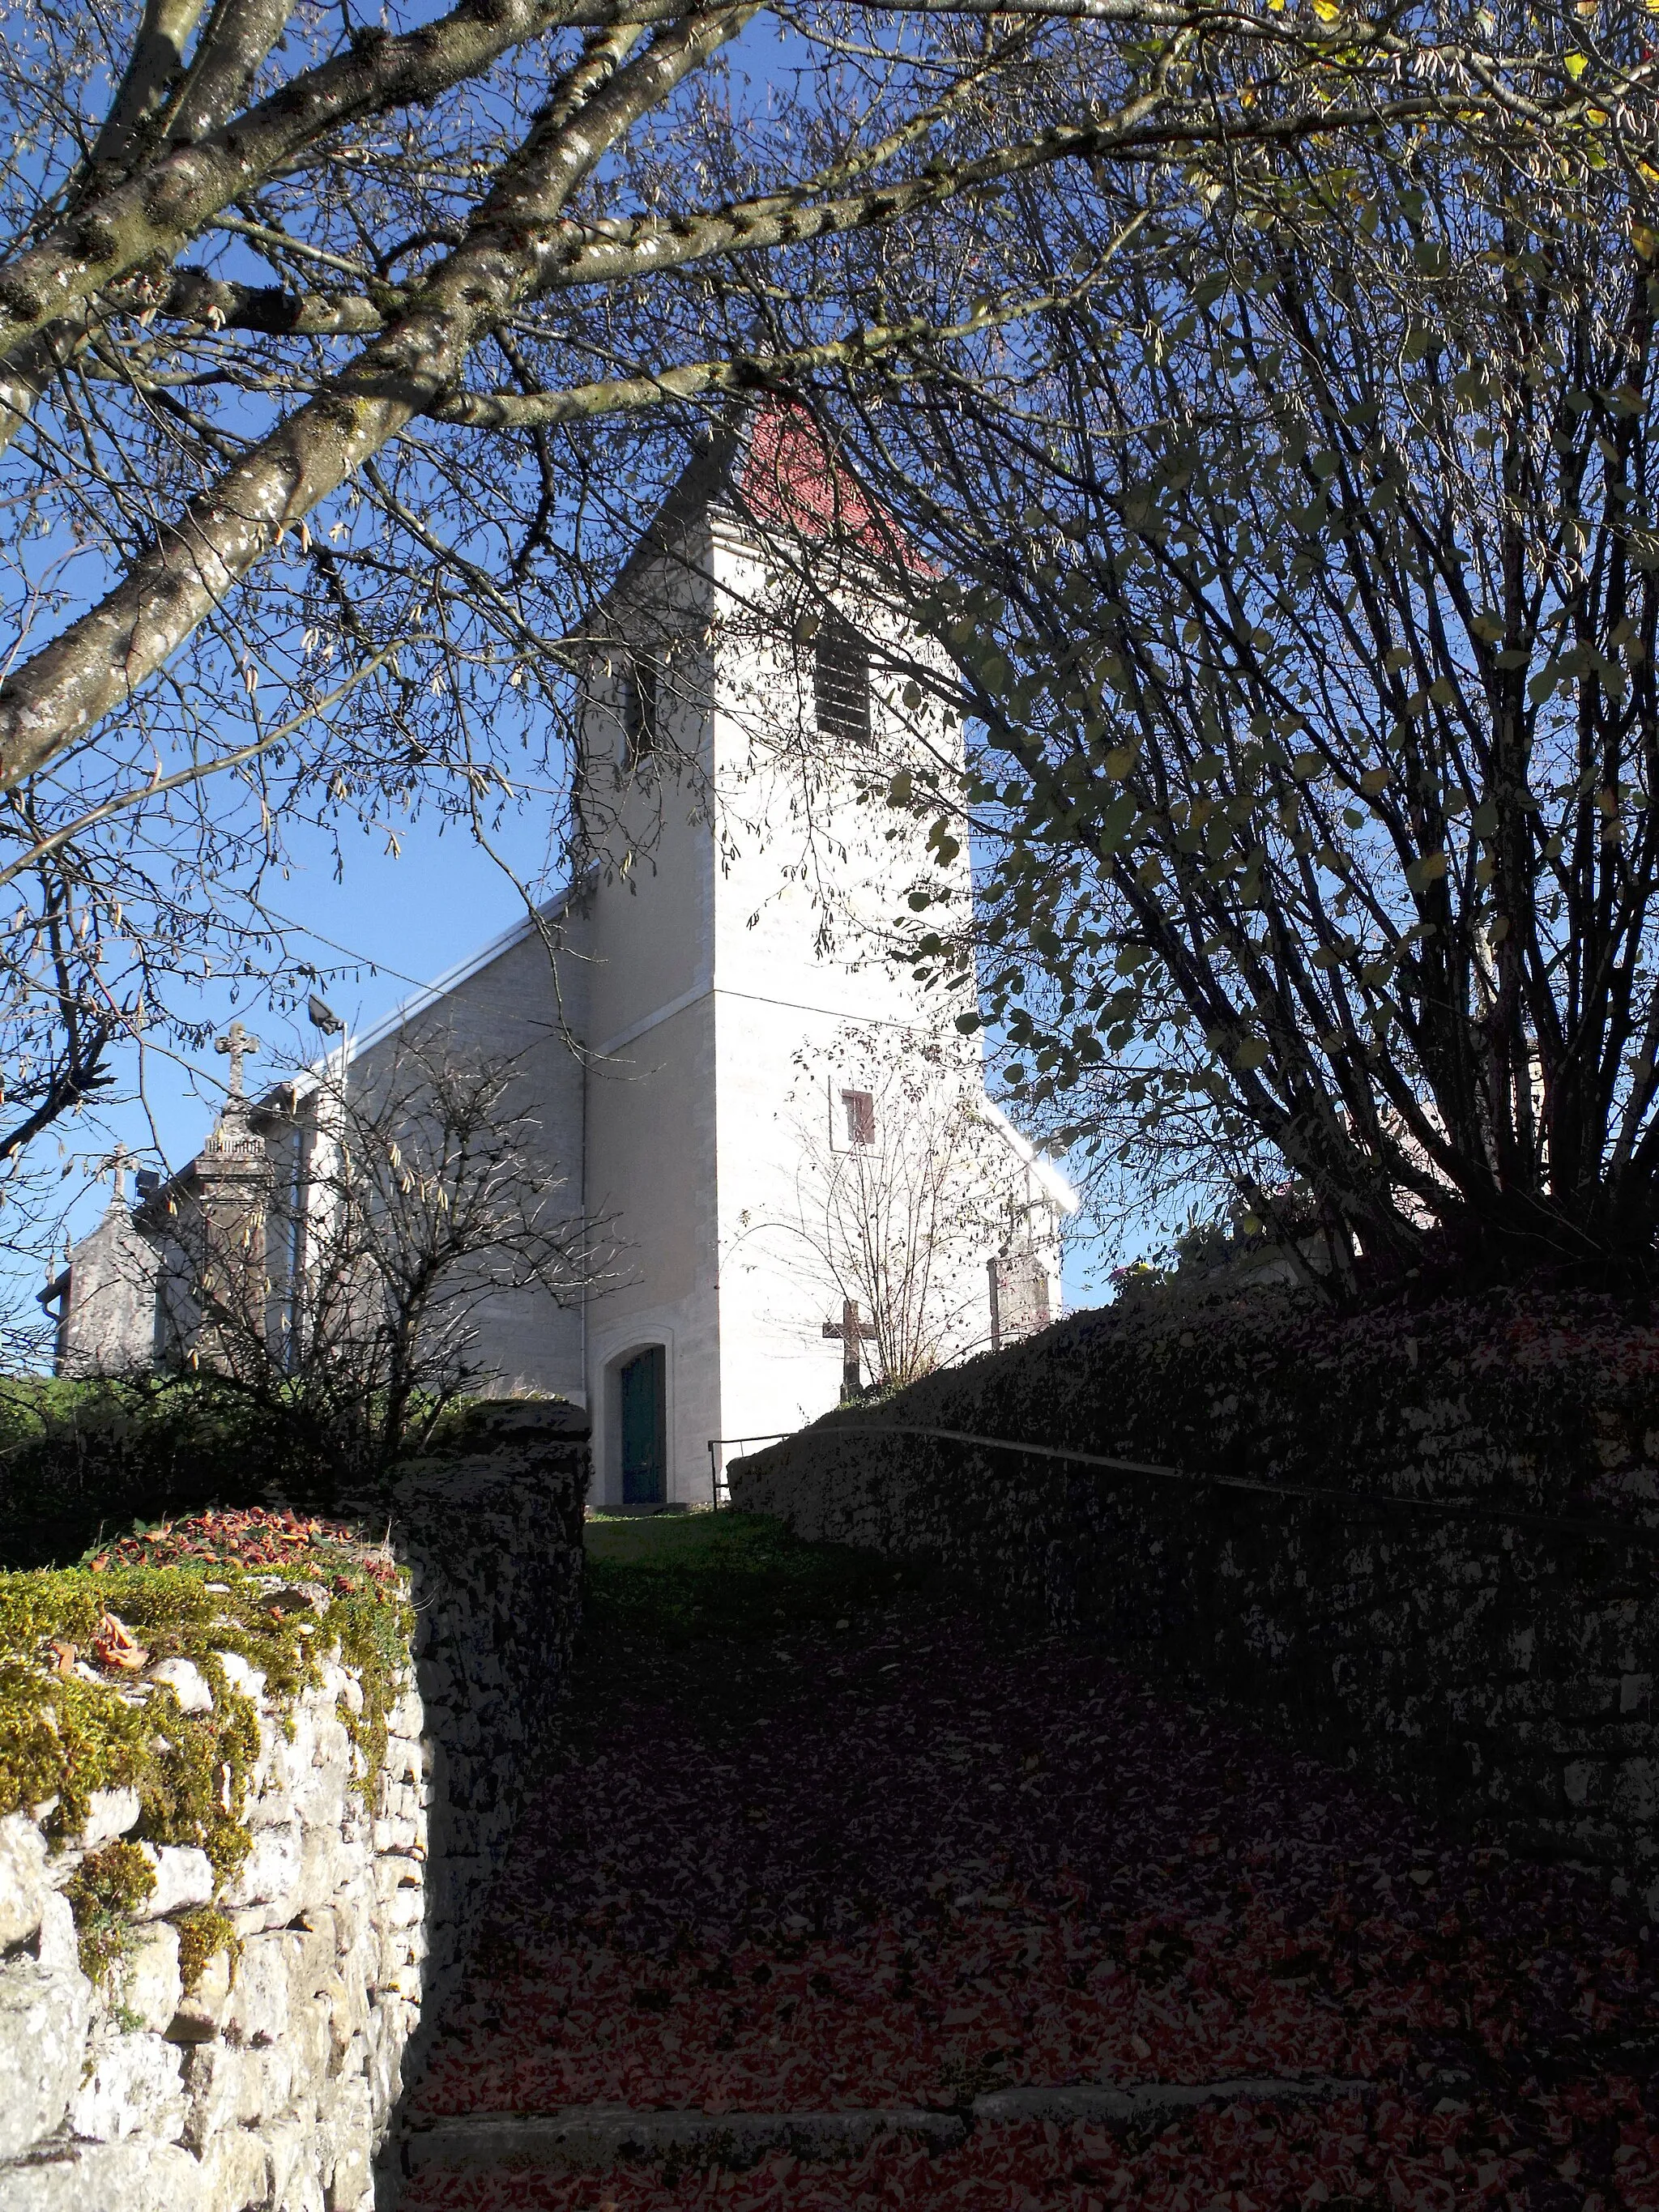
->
[45,798,551,1252]
[129,805,550,1144]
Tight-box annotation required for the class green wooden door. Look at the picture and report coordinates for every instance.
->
[620,1345,666,1504]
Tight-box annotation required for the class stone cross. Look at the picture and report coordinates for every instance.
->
[822,1297,879,1396]
[108,1144,127,1204]
[215,1021,259,1101]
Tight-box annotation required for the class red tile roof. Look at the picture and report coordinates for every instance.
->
[733,403,918,569]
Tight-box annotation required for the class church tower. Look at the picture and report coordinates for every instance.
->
[566,411,1071,1503]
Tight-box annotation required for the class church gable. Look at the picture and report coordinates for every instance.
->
[728,405,915,573]
[47,1181,161,1376]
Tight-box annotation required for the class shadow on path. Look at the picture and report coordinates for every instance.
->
[394,1511,1659,2209]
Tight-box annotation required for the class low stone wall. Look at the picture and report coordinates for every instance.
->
[0,1657,423,2212]
[731,1291,1659,1918]
[0,1401,587,2212]
[376,1403,589,2141]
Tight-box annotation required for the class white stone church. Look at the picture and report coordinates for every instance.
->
[49,410,1073,1505]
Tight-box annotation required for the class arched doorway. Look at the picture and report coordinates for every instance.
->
[618,1344,667,1505]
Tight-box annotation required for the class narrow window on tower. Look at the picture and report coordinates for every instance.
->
[841,1088,876,1148]
[813,612,871,747]
[621,652,658,767]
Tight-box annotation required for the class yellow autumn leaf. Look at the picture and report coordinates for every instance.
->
[1564,50,1589,78]
[1311,0,1340,19]
[1635,220,1659,263]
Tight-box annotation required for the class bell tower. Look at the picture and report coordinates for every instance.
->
[567,411,1041,1506]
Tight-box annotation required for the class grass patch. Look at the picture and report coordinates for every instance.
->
[583,1511,929,1645]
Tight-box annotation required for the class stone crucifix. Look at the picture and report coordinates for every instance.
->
[214,1020,259,1101]
[822,1297,879,1397]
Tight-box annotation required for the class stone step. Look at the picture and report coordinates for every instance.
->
[400,2078,1374,2179]
[972,2077,1375,2127]
[401,2106,967,2176]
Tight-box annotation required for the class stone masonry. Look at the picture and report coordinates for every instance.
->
[0,1657,420,2212]
[372,1401,589,2153]
[0,1402,588,2212]
[731,1297,1659,1920]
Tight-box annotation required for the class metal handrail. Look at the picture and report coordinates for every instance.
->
[727,1421,1659,1552]
[706,1434,791,1509]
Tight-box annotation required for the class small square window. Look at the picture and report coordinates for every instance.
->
[814,614,871,747]
[841,1088,876,1147]
[621,654,658,765]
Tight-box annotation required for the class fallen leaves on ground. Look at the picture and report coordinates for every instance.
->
[403,1596,1659,2210]
[83,1504,398,1592]
[91,1609,147,1670]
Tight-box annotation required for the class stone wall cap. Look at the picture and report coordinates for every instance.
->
[403,2106,968,2173]
[377,1466,581,1519]
[463,1400,591,1441]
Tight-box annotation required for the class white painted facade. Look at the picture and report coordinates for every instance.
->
[54,421,1073,1496]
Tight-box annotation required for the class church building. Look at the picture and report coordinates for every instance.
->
[47,411,1074,1503]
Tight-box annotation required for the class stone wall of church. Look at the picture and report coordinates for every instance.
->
[730,1289,1659,1919]
[0,1404,587,2212]
[55,1204,162,1375]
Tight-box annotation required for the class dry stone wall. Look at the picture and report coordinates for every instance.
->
[373,1403,588,2129]
[0,1401,587,2212]
[730,1289,1659,1919]
[0,1661,420,2212]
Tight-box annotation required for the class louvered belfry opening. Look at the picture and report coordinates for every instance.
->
[813,612,871,747]
[622,651,658,766]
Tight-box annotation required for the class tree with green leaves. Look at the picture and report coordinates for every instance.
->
[0,0,1636,1304]
[800,100,1659,1288]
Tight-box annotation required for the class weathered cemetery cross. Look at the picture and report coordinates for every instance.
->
[822,1298,879,1396]
[215,1021,259,1100]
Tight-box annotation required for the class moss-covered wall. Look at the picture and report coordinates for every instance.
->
[0,1401,588,2212]
[730,1287,1659,1915]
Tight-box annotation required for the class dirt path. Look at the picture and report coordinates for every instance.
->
[397,1513,1659,2210]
